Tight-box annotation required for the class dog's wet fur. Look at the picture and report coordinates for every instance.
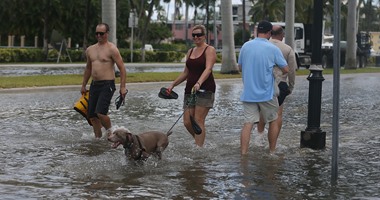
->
[108,128,172,161]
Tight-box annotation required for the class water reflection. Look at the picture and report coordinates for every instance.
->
[0,74,379,199]
[177,162,217,198]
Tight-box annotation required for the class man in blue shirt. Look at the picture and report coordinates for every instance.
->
[238,20,289,155]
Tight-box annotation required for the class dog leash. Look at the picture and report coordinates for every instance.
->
[166,110,185,134]
[166,89,201,134]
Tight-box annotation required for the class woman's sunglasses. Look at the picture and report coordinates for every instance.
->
[192,33,204,38]
[95,32,106,36]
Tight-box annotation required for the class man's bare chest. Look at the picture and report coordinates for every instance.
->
[90,47,112,62]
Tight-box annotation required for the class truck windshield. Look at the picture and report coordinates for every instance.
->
[295,27,303,40]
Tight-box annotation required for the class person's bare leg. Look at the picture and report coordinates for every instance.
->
[268,119,280,153]
[193,106,210,147]
[257,113,266,133]
[277,105,284,133]
[267,104,284,152]
[254,113,266,146]
[241,122,254,155]
[90,117,103,138]
[98,113,112,136]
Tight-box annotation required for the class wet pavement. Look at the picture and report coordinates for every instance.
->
[0,73,379,199]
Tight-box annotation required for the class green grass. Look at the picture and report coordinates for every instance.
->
[1,67,380,89]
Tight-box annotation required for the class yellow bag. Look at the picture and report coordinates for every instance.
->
[73,91,92,126]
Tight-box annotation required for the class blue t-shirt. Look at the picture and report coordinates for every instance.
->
[238,38,287,102]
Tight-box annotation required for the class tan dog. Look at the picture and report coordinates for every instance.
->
[108,128,172,161]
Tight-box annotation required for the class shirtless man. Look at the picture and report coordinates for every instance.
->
[81,23,127,138]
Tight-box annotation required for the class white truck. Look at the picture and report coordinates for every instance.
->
[271,22,369,68]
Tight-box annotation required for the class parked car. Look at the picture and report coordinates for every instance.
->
[144,44,154,51]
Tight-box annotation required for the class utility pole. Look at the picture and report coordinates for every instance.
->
[331,0,341,186]
[129,10,138,62]
[129,11,135,62]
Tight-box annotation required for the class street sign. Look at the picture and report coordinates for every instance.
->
[129,12,138,28]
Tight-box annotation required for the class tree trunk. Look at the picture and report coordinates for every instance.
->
[43,23,49,61]
[102,0,117,45]
[220,0,239,74]
[345,0,357,69]
[285,0,295,49]
[83,0,91,49]
[172,0,178,48]
[140,0,155,62]
[82,0,91,59]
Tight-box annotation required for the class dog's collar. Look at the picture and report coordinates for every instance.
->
[123,135,145,160]
[123,141,133,149]
[123,133,135,149]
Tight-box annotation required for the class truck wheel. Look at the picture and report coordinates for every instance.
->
[295,53,301,69]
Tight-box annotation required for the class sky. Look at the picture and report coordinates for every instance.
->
[153,0,242,20]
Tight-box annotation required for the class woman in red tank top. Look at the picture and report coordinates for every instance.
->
[167,25,217,147]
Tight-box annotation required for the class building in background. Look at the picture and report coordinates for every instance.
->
[370,32,380,55]
[163,1,253,48]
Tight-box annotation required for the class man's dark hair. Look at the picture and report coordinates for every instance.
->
[99,23,110,32]
[271,26,284,36]
[257,20,272,34]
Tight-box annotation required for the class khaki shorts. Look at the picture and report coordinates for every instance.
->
[183,91,215,108]
[242,96,279,124]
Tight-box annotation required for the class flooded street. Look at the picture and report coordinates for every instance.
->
[0,63,221,76]
[0,73,379,199]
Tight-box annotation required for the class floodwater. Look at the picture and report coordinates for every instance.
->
[0,63,222,76]
[0,73,379,199]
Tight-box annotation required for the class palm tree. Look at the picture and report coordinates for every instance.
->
[83,0,91,49]
[220,0,239,74]
[242,0,246,43]
[294,0,313,23]
[40,0,63,60]
[249,0,284,24]
[140,0,159,61]
[358,0,379,32]
[192,0,203,24]
[102,0,117,45]
[171,0,182,48]
[184,0,191,47]
[345,0,357,69]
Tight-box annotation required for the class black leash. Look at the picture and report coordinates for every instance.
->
[166,90,201,135]
[166,109,185,134]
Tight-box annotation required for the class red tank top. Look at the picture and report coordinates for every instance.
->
[185,46,216,94]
